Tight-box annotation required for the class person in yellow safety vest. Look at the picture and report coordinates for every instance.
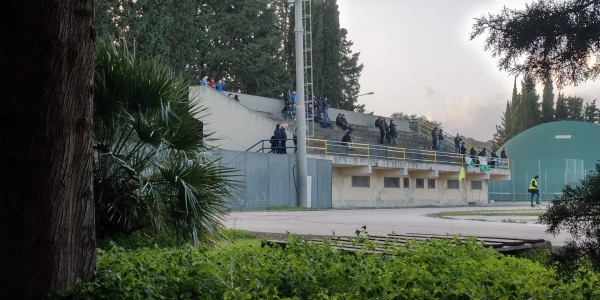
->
[528,175,540,207]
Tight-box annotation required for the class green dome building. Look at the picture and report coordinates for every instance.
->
[490,121,600,202]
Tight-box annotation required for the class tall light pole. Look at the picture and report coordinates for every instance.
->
[294,0,308,207]
[357,92,374,97]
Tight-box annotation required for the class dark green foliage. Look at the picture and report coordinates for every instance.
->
[540,163,600,275]
[197,0,292,97]
[317,0,344,108]
[555,93,585,121]
[584,100,599,123]
[491,121,506,151]
[492,80,519,148]
[340,28,364,111]
[94,0,363,109]
[477,0,600,143]
[555,93,569,121]
[94,40,239,244]
[51,237,600,299]
[541,77,555,123]
[566,96,585,121]
[519,74,541,130]
[470,0,600,87]
[492,77,594,147]
[95,0,292,96]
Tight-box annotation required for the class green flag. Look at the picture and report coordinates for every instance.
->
[465,156,476,167]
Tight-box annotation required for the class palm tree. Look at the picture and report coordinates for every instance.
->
[93,40,239,244]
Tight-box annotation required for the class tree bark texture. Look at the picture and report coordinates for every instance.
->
[0,1,96,298]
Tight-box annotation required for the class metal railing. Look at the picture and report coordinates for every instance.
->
[413,118,482,153]
[246,137,510,169]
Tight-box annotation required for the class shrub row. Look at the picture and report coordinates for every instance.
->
[51,237,600,299]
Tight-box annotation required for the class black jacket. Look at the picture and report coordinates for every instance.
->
[500,150,507,158]
[274,127,282,140]
[342,133,352,143]
[469,147,476,156]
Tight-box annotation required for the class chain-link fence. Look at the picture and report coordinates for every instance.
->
[489,158,589,202]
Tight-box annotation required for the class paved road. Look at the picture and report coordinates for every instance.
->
[224,204,571,246]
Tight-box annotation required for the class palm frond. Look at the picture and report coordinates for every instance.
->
[93,40,240,243]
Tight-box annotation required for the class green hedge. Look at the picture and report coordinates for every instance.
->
[51,237,600,299]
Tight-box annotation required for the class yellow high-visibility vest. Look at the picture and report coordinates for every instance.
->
[529,178,538,190]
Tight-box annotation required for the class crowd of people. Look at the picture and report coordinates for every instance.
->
[269,123,289,154]
[429,126,508,167]
[375,117,398,146]
[200,75,240,102]
[272,89,510,167]
[200,75,227,92]
[280,90,337,130]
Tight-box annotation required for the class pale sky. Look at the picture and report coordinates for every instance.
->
[337,0,598,141]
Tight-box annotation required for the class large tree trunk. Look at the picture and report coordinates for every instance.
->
[0,1,96,298]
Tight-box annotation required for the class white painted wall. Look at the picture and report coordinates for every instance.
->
[229,91,411,131]
[190,86,291,151]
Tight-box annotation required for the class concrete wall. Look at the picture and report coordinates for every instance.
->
[190,86,292,151]
[332,170,488,208]
[323,155,492,208]
[216,149,333,209]
[229,91,411,131]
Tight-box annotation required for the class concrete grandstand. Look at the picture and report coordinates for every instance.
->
[190,86,510,208]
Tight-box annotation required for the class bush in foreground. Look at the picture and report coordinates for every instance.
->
[52,237,600,299]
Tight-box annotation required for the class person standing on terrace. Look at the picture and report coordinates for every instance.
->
[460,141,467,155]
[378,117,386,144]
[454,134,462,153]
[290,91,296,108]
[273,124,282,154]
[280,124,288,154]
[389,120,398,146]
[437,128,445,151]
[200,75,208,86]
[216,79,224,93]
[322,96,331,123]
[431,126,438,150]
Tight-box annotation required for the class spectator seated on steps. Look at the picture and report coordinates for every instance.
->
[335,113,353,131]
[282,103,295,119]
[314,112,333,128]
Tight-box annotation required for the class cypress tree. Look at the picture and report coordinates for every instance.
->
[508,77,522,138]
[541,77,555,123]
[565,96,584,121]
[583,100,599,123]
[492,109,508,150]
[519,74,541,130]
[318,0,343,107]
[555,93,568,121]
[503,100,514,142]
[339,28,364,111]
